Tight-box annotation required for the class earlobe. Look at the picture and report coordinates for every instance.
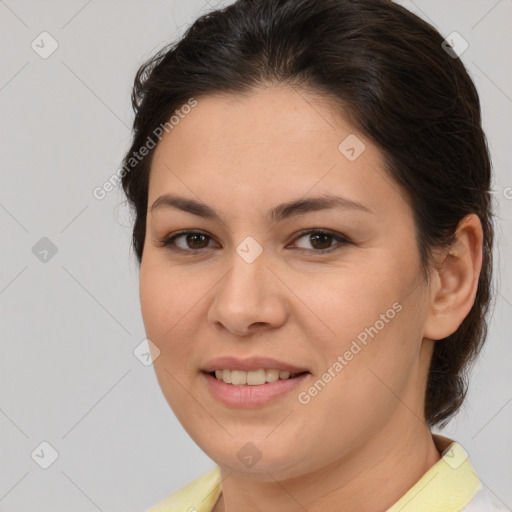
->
[423,214,483,341]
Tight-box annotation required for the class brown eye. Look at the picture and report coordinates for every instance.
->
[160,230,216,251]
[291,229,351,253]
[183,233,210,249]
[309,232,333,250]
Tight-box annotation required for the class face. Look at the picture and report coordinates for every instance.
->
[139,85,434,481]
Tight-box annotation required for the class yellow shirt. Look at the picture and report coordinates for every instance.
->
[145,435,504,512]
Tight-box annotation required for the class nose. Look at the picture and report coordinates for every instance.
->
[207,249,288,337]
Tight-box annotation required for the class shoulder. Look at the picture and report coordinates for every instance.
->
[144,466,222,512]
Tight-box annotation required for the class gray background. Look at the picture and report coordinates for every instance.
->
[0,1,510,511]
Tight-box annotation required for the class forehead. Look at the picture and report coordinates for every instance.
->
[155,85,351,154]
[147,85,410,222]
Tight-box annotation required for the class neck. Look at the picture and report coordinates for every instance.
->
[215,413,441,512]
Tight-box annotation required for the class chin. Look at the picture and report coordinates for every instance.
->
[196,436,309,480]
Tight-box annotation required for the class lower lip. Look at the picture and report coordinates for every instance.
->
[202,371,310,407]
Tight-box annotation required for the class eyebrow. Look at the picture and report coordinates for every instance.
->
[150,193,374,223]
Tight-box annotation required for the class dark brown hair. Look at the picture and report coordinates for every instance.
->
[120,0,495,427]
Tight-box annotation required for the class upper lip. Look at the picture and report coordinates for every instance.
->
[202,356,309,373]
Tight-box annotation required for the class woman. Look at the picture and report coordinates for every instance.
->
[120,0,500,510]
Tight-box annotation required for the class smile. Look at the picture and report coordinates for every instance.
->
[202,371,310,407]
[211,368,305,385]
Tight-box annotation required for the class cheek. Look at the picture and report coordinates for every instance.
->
[317,288,424,419]
[139,267,171,343]
[139,266,188,389]
[139,255,199,340]
[138,255,216,381]
[296,313,421,458]
[300,254,423,400]
[290,258,407,347]
[139,261,199,412]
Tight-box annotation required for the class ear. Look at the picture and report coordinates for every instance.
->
[423,213,484,341]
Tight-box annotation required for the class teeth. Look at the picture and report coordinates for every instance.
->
[212,368,300,385]
[231,370,247,385]
[266,369,279,382]
[247,369,265,385]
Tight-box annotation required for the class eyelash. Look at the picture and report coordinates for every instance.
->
[158,228,353,254]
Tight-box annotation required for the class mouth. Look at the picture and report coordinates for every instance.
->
[200,356,310,406]
[202,369,310,407]
[206,368,310,386]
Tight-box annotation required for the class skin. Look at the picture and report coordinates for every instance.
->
[139,84,483,512]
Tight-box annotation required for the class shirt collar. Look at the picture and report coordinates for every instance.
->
[386,434,481,512]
